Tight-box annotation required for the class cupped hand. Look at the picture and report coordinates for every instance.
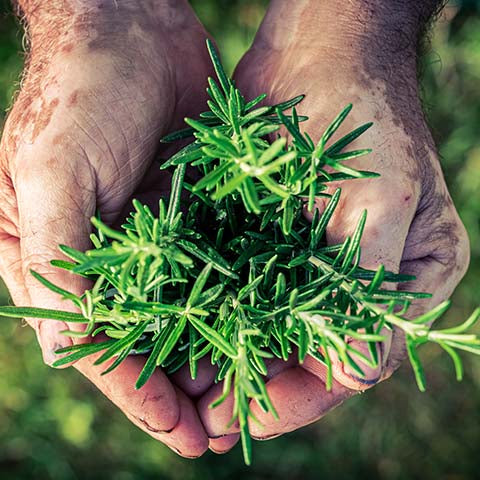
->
[0,0,216,458]
[197,1,470,450]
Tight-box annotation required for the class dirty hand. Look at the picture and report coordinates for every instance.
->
[197,0,470,448]
[0,0,215,458]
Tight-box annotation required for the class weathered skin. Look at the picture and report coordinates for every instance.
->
[0,0,216,458]
[195,0,470,450]
[0,0,470,458]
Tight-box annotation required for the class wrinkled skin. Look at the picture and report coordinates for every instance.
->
[0,0,217,458]
[195,0,470,450]
[0,0,470,458]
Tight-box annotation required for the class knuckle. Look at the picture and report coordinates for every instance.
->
[395,183,418,205]
[0,162,18,235]
[14,150,95,209]
[388,184,418,212]
[367,183,418,223]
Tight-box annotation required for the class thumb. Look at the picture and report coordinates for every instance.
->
[15,162,95,366]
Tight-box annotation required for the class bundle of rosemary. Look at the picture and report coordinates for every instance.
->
[1,40,479,464]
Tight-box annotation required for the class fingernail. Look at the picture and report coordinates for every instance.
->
[137,416,175,434]
[38,321,72,367]
[343,362,380,384]
[209,447,229,455]
[165,445,197,459]
[343,341,382,385]
[167,445,182,455]
[347,375,379,386]
[251,433,282,441]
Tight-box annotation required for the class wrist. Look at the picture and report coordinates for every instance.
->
[256,0,443,73]
[16,0,193,46]
[16,1,116,25]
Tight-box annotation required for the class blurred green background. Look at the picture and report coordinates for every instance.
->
[0,1,479,479]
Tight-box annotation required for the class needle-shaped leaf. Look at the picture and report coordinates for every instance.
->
[406,337,427,392]
[30,270,80,301]
[101,346,131,376]
[267,94,305,114]
[320,104,353,146]
[276,108,310,150]
[206,39,231,95]
[156,315,188,367]
[187,264,213,307]
[135,337,163,389]
[193,160,232,192]
[94,321,148,365]
[0,306,87,323]
[310,188,342,249]
[166,164,186,226]
[438,341,464,381]
[367,265,385,293]
[439,307,480,334]
[341,210,367,271]
[412,300,451,325]
[52,340,116,367]
[178,240,238,279]
[212,172,248,200]
[160,142,203,169]
[237,275,264,302]
[244,93,267,111]
[189,315,237,358]
[325,122,373,155]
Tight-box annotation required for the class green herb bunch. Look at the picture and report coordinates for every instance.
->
[1,40,479,464]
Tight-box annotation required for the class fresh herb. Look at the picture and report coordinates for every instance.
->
[0,40,479,465]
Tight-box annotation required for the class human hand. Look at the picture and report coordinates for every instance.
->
[0,0,216,458]
[197,0,470,448]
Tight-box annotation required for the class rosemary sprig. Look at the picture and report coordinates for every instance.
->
[0,40,478,465]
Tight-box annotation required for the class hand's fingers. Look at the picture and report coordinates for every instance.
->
[169,356,217,398]
[0,158,27,306]
[0,232,28,306]
[249,366,354,439]
[150,387,209,459]
[399,198,470,315]
[75,350,180,434]
[197,381,240,438]
[263,354,298,379]
[14,159,95,365]
[209,434,240,454]
[321,339,384,390]
[383,198,470,377]
[227,359,353,441]
[129,389,212,459]
[197,356,297,438]
[324,182,418,389]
